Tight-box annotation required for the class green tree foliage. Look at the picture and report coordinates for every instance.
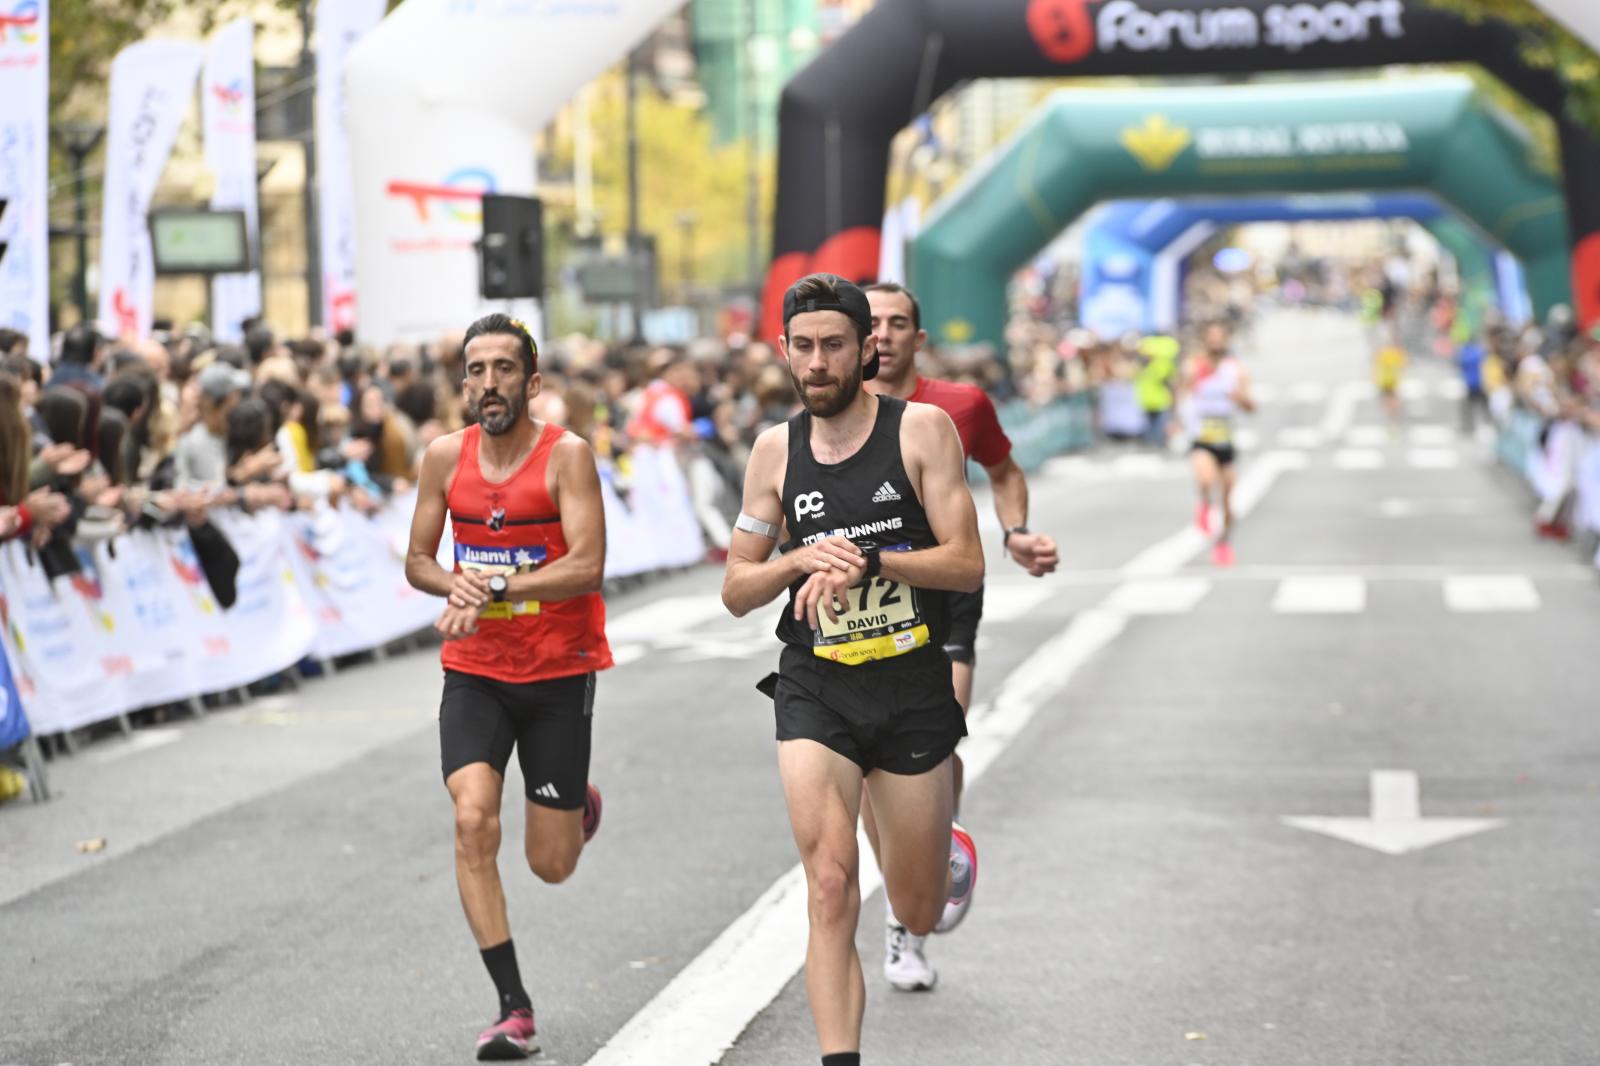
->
[541,66,770,299]
[1424,0,1600,131]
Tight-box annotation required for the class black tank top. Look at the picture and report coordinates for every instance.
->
[775,396,949,669]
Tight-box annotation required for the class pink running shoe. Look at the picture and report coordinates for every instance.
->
[583,782,602,843]
[476,1007,537,1060]
[1212,541,1236,567]
[934,823,977,934]
[1195,502,1213,534]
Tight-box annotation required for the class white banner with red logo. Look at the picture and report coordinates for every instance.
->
[344,0,680,344]
[97,38,204,340]
[0,455,710,735]
[203,17,262,343]
[0,0,48,357]
[315,0,387,335]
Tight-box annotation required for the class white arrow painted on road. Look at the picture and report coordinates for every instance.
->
[1283,770,1506,856]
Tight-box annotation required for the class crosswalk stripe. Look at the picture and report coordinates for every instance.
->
[1334,448,1385,469]
[1406,448,1460,469]
[1443,575,1541,612]
[1103,577,1212,615]
[1272,576,1367,614]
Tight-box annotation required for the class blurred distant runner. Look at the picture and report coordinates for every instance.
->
[405,313,611,1061]
[863,280,1059,991]
[1180,320,1256,567]
[723,274,982,1066]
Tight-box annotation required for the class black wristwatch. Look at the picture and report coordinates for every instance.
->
[864,550,882,580]
[1003,525,1030,548]
[488,575,509,603]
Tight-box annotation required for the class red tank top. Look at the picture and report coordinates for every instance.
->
[441,422,613,683]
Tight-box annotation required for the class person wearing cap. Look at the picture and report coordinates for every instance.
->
[723,273,983,1066]
[173,361,252,488]
[861,280,1059,993]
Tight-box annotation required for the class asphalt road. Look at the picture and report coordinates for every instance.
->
[4,309,1597,1066]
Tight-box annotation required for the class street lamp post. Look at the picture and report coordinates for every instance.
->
[51,123,105,325]
[299,0,322,330]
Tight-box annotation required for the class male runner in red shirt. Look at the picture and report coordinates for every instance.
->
[405,313,612,1061]
[862,281,1059,992]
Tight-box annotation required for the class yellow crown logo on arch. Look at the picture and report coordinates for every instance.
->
[1121,114,1192,173]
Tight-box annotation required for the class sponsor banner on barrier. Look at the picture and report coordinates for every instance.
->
[0,639,27,751]
[0,455,710,734]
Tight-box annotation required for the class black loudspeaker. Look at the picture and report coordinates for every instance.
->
[0,197,8,266]
[478,194,544,300]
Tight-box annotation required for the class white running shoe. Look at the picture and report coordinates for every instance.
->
[884,922,937,991]
[934,823,977,934]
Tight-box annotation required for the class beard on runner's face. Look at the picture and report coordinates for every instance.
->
[471,385,524,436]
[791,355,864,419]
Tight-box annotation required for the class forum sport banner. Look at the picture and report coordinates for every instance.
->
[98,39,203,340]
[0,0,48,357]
[315,0,387,334]
[202,17,262,342]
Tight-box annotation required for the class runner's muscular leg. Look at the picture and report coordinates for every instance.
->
[1219,461,1238,541]
[447,763,511,947]
[866,756,955,936]
[524,802,584,884]
[779,739,867,1056]
[866,662,971,867]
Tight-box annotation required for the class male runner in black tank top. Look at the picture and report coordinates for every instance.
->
[723,274,984,1066]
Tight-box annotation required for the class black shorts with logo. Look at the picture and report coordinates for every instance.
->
[1191,441,1237,467]
[439,669,594,809]
[943,584,984,665]
[758,645,966,775]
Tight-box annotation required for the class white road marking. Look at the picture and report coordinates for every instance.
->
[1407,424,1456,446]
[1319,382,1371,442]
[1443,575,1541,612]
[1234,428,1261,451]
[1334,448,1385,470]
[1407,448,1460,470]
[1276,427,1323,449]
[1344,426,1389,448]
[1288,382,1329,404]
[1283,770,1505,855]
[584,452,1304,1066]
[87,729,184,764]
[1436,379,1467,400]
[1104,578,1212,615]
[1271,576,1367,614]
[1399,378,1430,399]
[980,582,1057,623]
[1251,382,1281,403]
[1377,498,1482,518]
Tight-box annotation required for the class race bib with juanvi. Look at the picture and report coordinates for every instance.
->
[812,576,929,666]
[455,542,545,619]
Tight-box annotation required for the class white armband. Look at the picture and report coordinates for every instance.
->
[735,512,781,539]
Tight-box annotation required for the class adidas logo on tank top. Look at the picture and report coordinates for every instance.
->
[872,481,901,503]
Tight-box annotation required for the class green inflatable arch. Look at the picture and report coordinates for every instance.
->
[909,76,1569,349]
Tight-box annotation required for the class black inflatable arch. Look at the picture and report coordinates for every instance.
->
[764,0,1600,339]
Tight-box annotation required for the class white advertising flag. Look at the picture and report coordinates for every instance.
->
[316,0,387,334]
[345,0,681,343]
[97,39,203,340]
[202,17,261,342]
[0,0,49,356]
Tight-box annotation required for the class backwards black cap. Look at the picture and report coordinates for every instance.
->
[781,272,878,381]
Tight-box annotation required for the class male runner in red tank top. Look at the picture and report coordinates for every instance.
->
[861,282,1060,993]
[405,313,613,1062]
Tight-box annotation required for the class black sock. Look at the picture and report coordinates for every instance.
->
[480,939,532,1018]
[821,1055,861,1066]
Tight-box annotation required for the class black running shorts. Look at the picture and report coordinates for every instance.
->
[943,584,984,665]
[1191,441,1237,467]
[759,646,966,776]
[439,669,594,809]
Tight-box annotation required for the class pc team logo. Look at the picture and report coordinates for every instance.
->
[386,166,498,225]
[208,77,254,135]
